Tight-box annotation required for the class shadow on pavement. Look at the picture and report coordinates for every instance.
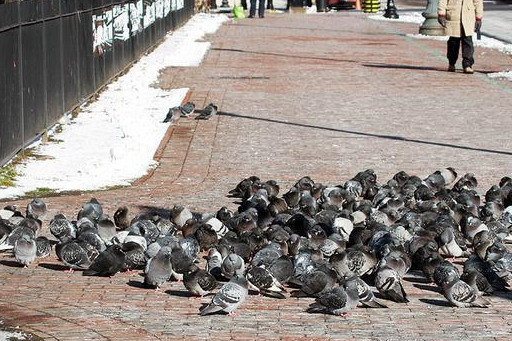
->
[413,283,443,293]
[419,298,452,307]
[211,47,359,63]
[363,63,502,74]
[218,111,512,157]
[38,262,69,271]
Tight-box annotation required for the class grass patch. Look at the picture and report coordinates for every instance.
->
[0,164,17,187]
[24,187,55,197]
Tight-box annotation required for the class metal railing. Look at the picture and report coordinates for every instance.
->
[0,0,194,167]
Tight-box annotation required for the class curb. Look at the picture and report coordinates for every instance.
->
[132,89,193,186]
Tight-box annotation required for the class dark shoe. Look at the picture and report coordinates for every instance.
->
[463,66,474,74]
[448,64,456,72]
[259,15,264,18]
[248,14,254,18]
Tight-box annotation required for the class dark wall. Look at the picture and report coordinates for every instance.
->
[0,0,194,166]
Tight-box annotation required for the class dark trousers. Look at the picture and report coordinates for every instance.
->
[241,0,247,9]
[266,0,273,9]
[447,27,474,68]
[250,0,265,17]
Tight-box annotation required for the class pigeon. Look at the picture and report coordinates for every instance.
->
[291,267,337,298]
[78,198,103,223]
[206,247,223,279]
[83,244,126,276]
[163,106,180,123]
[121,242,147,271]
[35,236,52,258]
[196,103,218,120]
[374,266,409,303]
[354,276,387,308]
[144,246,173,288]
[183,264,217,297]
[170,242,195,281]
[26,198,47,220]
[199,273,248,316]
[171,205,193,229]
[114,207,130,230]
[14,235,37,266]
[306,278,360,316]
[180,102,195,117]
[97,216,117,244]
[221,253,245,280]
[246,266,287,298]
[49,214,76,241]
[56,240,93,271]
[442,272,490,307]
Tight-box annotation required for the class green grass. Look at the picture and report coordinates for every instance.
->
[0,164,17,187]
[24,187,54,197]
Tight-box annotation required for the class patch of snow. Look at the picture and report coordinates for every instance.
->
[0,13,228,200]
[407,33,448,41]
[368,11,425,24]
[475,35,512,55]
[0,330,28,341]
[487,70,512,80]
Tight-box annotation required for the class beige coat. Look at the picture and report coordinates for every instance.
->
[438,0,483,37]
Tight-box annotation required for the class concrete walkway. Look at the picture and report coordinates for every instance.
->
[2,11,512,340]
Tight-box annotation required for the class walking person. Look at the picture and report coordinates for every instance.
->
[249,0,266,17]
[438,0,483,74]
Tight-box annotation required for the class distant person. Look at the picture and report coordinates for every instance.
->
[438,0,483,74]
[249,0,265,17]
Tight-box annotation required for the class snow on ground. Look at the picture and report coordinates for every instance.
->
[0,13,228,200]
[406,33,448,41]
[368,11,425,24]
[488,70,512,81]
[0,328,28,341]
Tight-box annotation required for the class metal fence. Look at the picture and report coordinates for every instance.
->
[0,0,194,167]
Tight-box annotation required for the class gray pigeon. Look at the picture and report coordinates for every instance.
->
[354,276,387,308]
[183,264,217,297]
[171,205,193,229]
[97,216,117,244]
[170,242,195,281]
[306,278,360,316]
[56,240,93,271]
[199,273,248,316]
[83,244,125,276]
[291,268,337,298]
[196,103,218,120]
[14,235,37,266]
[144,246,173,288]
[221,253,245,280]
[49,214,76,241]
[163,106,180,123]
[78,198,103,223]
[442,272,490,307]
[35,236,52,258]
[26,198,47,220]
[180,102,195,117]
[206,247,223,280]
[121,242,147,272]
[246,266,287,298]
[374,266,409,303]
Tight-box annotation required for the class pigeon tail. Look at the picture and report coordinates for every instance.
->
[199,303,223,316]
[361,299,388,308]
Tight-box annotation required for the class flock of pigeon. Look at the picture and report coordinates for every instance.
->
[1,168,512,316]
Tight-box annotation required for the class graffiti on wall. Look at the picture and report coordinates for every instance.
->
[93,0,178,55]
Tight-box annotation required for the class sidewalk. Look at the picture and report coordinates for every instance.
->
[2,11,512,340]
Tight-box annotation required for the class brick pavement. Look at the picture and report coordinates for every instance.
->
[2,11,512,341]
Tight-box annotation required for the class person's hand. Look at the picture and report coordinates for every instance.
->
[475,18,482,32]
[438,14,446,27]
